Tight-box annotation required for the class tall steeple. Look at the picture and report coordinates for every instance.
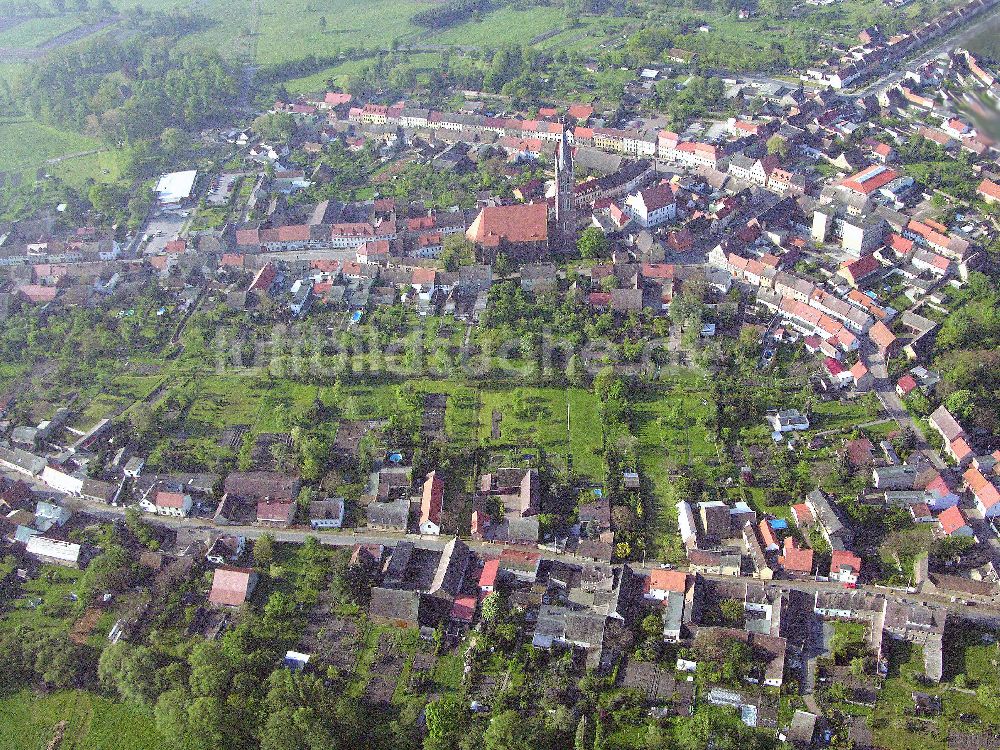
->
[554,130,575,249]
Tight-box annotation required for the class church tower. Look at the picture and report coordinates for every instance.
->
[554,130,575,249]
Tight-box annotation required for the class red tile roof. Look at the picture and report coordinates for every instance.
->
[841,165,900,195]
[937,505,969,535]
[479,558,499,588]
[896,375,918,395]
[155,491,187,509]
[208,566,255,606]
[466,203,548,248]
[831,549,861,578]
[420,471,444,526]
[779,537,814,573]
[978,178,1000,201]
[648,569,687,594]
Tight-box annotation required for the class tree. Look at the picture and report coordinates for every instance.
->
[252,112,296,143]
[424,695,466,750]
[187,642,230,699]
[574,716,589,750]
[254,533,275,569]
[319,15,327,31]
[641,612,663,641]
[483,710,532,750]
[766,134,789,157]
[719,598,744,627]
[440,234,475,271]
[577,227,609,259]
[98,643,159,706]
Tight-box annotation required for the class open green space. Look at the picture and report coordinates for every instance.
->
[1,565,82,635]
[0,117,103,181]
[425,5,566,48]
[0,689,167,750]
[477,385,604,481]
[0,15,84,49]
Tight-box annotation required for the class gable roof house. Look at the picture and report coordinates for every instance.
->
[466,203,549,262]
[208,566,259,606]
[964,466,1000,518]
[928,405,965,446]
[936,505,973,537]
[419,471,444,536]
[805,489,853,550]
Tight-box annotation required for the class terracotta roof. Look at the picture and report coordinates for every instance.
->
[950,437,974,461]
[208,566,255,606]
[841,254,881,282]
[831,549,862,576]
[466,203,548,248]
[420,471,444,526]
[648,569,687,593]
[791,503,814,525]
[779,537,814,573]
[965,467,1000,510]
[978,178,1000,201]
[155,491,186,509]
[897,375,918,394]
[869,321,896,350]
[841,165,900,195]
[479,558,499,588]
[937,505,969,535]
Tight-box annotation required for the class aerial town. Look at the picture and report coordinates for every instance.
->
[1,1,1000,749]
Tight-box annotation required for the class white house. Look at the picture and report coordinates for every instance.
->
[624,183,676,229]
[26,536,82,568]
[767,409,810,433]
[309,498,346,529]
[147,491,193,518]
[41,465,84,495]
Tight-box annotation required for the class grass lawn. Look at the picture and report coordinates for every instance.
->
[2,565,82,635]
[0,117,102,181]
[633,374,720,562]
[0,689,166,750]
[49,149,125,187]
[0,15,83,49]
[869,630,1000,750]
[426,5,566,47]
[476,386,604,481]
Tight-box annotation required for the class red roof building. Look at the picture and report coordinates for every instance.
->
[208,566,258,606]
[840,165,901,195]
[479,558,500,592]
[830,549,862,584]
[419,470,444,533]
[896,374,918,396]
[779,537,814,576]
[937,505,972,536]
[465,203,549,250]
[791,503,814,526]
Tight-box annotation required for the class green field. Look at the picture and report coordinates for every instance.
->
[425,5,566,47]
[0,117,103,182]
[477,386,605,480]
[1,565,82,635]
[0,15,83,49]
[0,690,167,750]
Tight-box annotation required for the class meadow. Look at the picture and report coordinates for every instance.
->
[0,690,167,750]
[0,15,84,49]
[0,118,103,181]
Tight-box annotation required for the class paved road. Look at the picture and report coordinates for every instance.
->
[53,490,1000,622]
[853,6,1000,98]
[867,351,946,471]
